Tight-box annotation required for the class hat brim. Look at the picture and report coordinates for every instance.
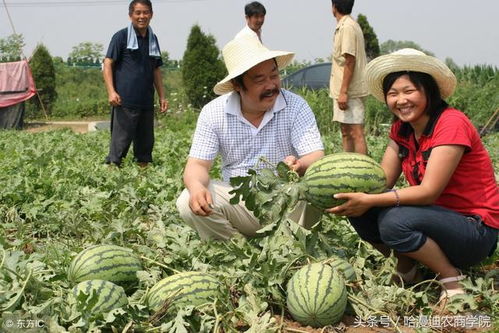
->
[213,51,295,95]
[365,54,457,102]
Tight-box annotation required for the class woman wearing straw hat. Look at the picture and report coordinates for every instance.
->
[327,49,498,303]
[176,36,325,241]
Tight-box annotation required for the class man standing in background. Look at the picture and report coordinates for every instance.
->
[234,1,266,42]
[103,0,168,167]
[330,0,368,154]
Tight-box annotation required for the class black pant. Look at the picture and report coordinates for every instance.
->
[105,105,154,165]
[349,205,498,269]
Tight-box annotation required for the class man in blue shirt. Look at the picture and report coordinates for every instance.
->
[103,0,168,167]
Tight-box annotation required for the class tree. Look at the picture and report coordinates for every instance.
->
[0,33,25,60]
[68,41,104,64]
[380,40,434,56]
[182,25,226,109]
[29,44,57,115]
[357,14,380,60]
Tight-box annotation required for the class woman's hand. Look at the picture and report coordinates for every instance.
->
[325,192,371,217]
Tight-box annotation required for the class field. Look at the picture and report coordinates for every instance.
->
[1,61,498,333]
[0,101,497,332]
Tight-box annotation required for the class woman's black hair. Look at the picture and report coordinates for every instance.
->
[382,71,448,136]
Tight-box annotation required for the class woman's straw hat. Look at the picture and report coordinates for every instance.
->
[365,48,457,102]
[214,36,295,95]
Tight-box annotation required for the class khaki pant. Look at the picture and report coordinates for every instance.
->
[333,97,366,124]
[176,180,322,240]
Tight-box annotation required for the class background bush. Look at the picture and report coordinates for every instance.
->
[181,24,226,109]
[27,44,56,116]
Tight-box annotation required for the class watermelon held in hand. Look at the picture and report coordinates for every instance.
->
[286,262,348,327]
[69,279,128,314]
[67,244,142,288]
[147,271,221,312]
[303,152,387,209]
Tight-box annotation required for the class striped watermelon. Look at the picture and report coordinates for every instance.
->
[286,263,347,327]
[147,271,221,312]
[326,256,356,282]
[67,244,142,288]
[302,152,386,209]
[70,279,128,314]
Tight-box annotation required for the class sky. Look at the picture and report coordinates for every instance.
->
[1,0,499,67]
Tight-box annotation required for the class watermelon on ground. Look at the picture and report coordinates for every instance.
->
[69,279,128,314]
[147,271,221,312]
[326,256,356,282]
[286,262,348,327]
[67,244,142,288]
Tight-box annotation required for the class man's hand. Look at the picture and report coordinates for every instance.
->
[337,92,348,110]
[159,98,169,113]
[108,91,122,107]
[283,155,302,173]
[188,187,214,216]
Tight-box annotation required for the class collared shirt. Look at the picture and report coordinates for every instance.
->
[330,15,368,98]
[234,25,262,42]
[105,27,163,109]
[390,108,499,229]
[189,89,324,182]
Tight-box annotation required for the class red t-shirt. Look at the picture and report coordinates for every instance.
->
[390,108,499,229]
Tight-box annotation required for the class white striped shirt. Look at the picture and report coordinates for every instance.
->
[189,89,324,182]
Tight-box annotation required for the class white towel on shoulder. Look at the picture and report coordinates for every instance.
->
[126,23,161,57]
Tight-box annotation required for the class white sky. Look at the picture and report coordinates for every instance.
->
[1,0,498,66]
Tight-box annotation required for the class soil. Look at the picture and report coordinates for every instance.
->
[24,121,91,134]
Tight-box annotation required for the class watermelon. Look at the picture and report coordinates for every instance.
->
[67,244,142,288]
[69,279,128,314]
[326,256,356,282]
[302,152,386,209]
[147,271,221,312]
[286,263,347,327]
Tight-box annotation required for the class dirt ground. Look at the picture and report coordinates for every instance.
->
[24,121,92,134]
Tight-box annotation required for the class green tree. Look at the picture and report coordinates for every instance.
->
[357,14,380,60]
[182,24,226,109]
[380,40,434,56]
[68,41,104,61]
[0,33,25,60]
[29,44,57,115]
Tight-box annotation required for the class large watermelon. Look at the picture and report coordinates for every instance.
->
[303,152,386,209]
[286,263,347,327]
[147,271,221,312]
[69,279,128,314]
[67,244,142,288]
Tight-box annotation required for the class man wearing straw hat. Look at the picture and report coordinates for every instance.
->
[176,36,325,241]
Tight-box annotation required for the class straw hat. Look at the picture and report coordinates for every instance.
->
[365,48,457,102]
[213,36,295,95]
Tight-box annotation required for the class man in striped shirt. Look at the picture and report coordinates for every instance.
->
[176,36,325,241]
